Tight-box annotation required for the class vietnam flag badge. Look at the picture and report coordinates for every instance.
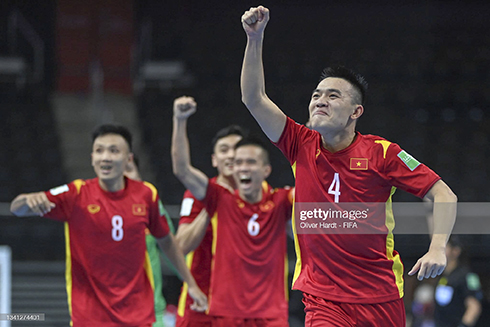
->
[350,158,368,170]
[133,204,146,216]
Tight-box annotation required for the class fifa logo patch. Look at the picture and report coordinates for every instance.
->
[133,204,146,216]
[349,158,368,170]
[397,150,420,171]
[87,204,100,214]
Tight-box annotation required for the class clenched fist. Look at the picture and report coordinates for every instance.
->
[173,96,197,120]
[241,6,270,39]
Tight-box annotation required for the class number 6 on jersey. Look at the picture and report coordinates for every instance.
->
[247,213,260,236]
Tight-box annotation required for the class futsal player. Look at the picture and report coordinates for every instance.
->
[10,124,207,327]
[240,6,457,326]
[172,96,293,327]
[175,121,246,327]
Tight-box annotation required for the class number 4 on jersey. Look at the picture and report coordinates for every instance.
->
[328,173,341,203]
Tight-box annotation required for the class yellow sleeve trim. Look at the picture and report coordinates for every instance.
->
[375,140,392,159]
[64,223,73,321]
[143,181,158,202]
[177,251,195,317]
[73,179,85,194]
[385,186,404,298]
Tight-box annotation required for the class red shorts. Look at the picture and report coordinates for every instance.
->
[211,316,289,327]
[303,293,406,327]
[175,315,213,327]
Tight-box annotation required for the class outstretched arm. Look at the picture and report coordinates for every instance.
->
[10,192,55,217]
[241,5,287,143]
[171,96,209,201]
[176,209,210,255]
[408,180,457,280]
[157,233,208,311]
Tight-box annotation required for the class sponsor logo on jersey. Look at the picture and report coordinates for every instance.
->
[349,158,368,170]
[50,184,69,196]
[133,204,146,216]
[87,204,100,214]
[397,150,420,171]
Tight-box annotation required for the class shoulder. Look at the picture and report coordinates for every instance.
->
[182,189,195,200]
[269,185,293,203]
[283,117,319,142]
[65,178,91,194]
[128,179,159,202]
[357,133,402,159]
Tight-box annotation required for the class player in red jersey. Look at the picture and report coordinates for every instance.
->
[175,123,246,327]
[172,96,293,327]
[240,6,457,326]
[10,124,207,327]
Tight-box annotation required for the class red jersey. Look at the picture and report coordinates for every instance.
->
[43,177,170,327]
[176,177,217,322]
[274,117,440,304]
[202,182,292,319]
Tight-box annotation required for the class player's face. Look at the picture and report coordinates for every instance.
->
[92,134,132,184]
[308,77,362,135]
[212,134,243,177]
[233,145,271,201]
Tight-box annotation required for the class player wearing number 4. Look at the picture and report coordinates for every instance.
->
[172,96,294,327]
[241,6,458,327]
[10,124,207,327]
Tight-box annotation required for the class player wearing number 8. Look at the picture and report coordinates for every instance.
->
[10,124,207,327]
[172,97,293,326]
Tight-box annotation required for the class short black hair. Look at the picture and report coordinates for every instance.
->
[234,135,270,165]
[92,124,133,151]
[211,125,247,151]
[320,66,368,105]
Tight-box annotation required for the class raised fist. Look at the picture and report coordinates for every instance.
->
[173,96,197,119]
[241,6,270,38]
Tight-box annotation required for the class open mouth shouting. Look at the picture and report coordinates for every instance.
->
[100,164,113,174]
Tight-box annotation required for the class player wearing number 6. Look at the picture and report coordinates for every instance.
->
[10,124,207,327]
[241,5,457,326]
[172,96,293,327]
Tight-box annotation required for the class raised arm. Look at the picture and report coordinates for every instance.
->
[171,96,209,201]
[10,192,55,217]
[240,5,287,143]
[157,233,208,311]
[408,180,457,280]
